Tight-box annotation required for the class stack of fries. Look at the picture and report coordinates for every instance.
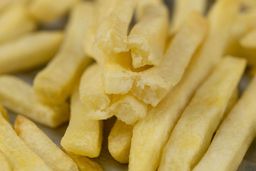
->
[0,0,256,170]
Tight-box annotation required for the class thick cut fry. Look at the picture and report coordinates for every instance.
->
[0,76,69,127]
[34,2,94,105]
[240,29,256,48]
[0,113,51,171]
[129,1,240,170]
[0,31,63,74]
[132,12,208,106]
[158,57,246,171]
[79,64,111,120]
[193,76,256,171]
[128,3,168,68]
[29,0,78,23]
[69,154,103,171]
[14,116,78,171]
[0,151,11,171]
[108,120,133,163]
[108,95,148,125]
[0,4,36,44]
[61,87,102,158]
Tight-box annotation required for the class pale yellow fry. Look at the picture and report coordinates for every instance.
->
[0,150,11,171]
[108,120,133,163]
[132,12,208,107]
[135,0,161,19]
[108,95,148,125]
[0,104,9,121]
[240,29,256,48]
[129,1,240,170]
[61,86,102,158]
[193,76,256,171]
[0,114,51,171]
[69,154,103,171]
[0,31,63,74]
[225,89,238,115]
[34,2,94,105]
[29,0,79,23]
[14,115,78,171]
[79,64,111,120]
[158,57,246,171]
[128,3,168,68]
[0,75,69,128]
[170,0,206,35]
[0,4,36,44]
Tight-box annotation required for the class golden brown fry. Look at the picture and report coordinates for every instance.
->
[34,2,94,105]
[108,120,133,163]
[132,12,208,106]
[61,86,102,158]
[68,154,103,171]
[158,57,246,171]
[0,4,36,44]
[193,76,256,171]
[0,113,51,171]
[29,0,79,23]
[240,29,256,48]
[0,150,11,171]
[0,75,69,127]
[128,3,168,68]
[0,31,63,74]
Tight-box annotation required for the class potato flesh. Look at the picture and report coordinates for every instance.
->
[61,87,102,158]
[14,115,79,171]
[193,76,256,171]
[0,31,63,74]
[0,4,36,44]
[128,3,168,68]
[34,2,94,105]
[108,120,133,163]
[132,12,208,107]
[129,0,240,170]
[0,75,69,127]
[0,114,51,171]
[158,57,246,171]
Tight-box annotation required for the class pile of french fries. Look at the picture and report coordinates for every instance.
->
[0,0,256,170]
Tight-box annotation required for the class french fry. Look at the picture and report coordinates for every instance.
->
[128,2,168,68]
[193,76,256,171]
[68,154,103,171]
[240,29,256,48]
[0,4,36,44]
[108,120,133,163]
[61,86,103,158]
[0,104,8,121]
[170,0,206,35]
[0,75,69,127]
[158,57,246,171]
[79,64,111,120]
[0,31,63,74]
[0,151,11,171]
[34,2,94,105]
[29,0,79,23]
[129,0,240,170]
[135,0,161,20]
[108,95,148,125]
[14,115,79,171]
[132,12,208,106]
[0,112,51,171]
[225,89,238,115]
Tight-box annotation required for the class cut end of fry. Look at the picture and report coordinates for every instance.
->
[68,154,103,171]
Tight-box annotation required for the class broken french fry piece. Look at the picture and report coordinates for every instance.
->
[193,76,256,171]
[0,151,11,171]
[68,154,103,171]
[0,31,63,74]
[108,95,147,125]
[79,64,112,120]
[240,29,256,48]
[158,57,246,171]
[0,113,51,171]
[29,0,78,23]
[132,12,208,106]
[108,120,133,163]
[0,4,36,44]
[34,2,94,105]
[129,1,240,170]
[61,86,102,158]
[170,0,206,35]
[14,115,79,171]
[128,3,168,68]
[0,75,69,127]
